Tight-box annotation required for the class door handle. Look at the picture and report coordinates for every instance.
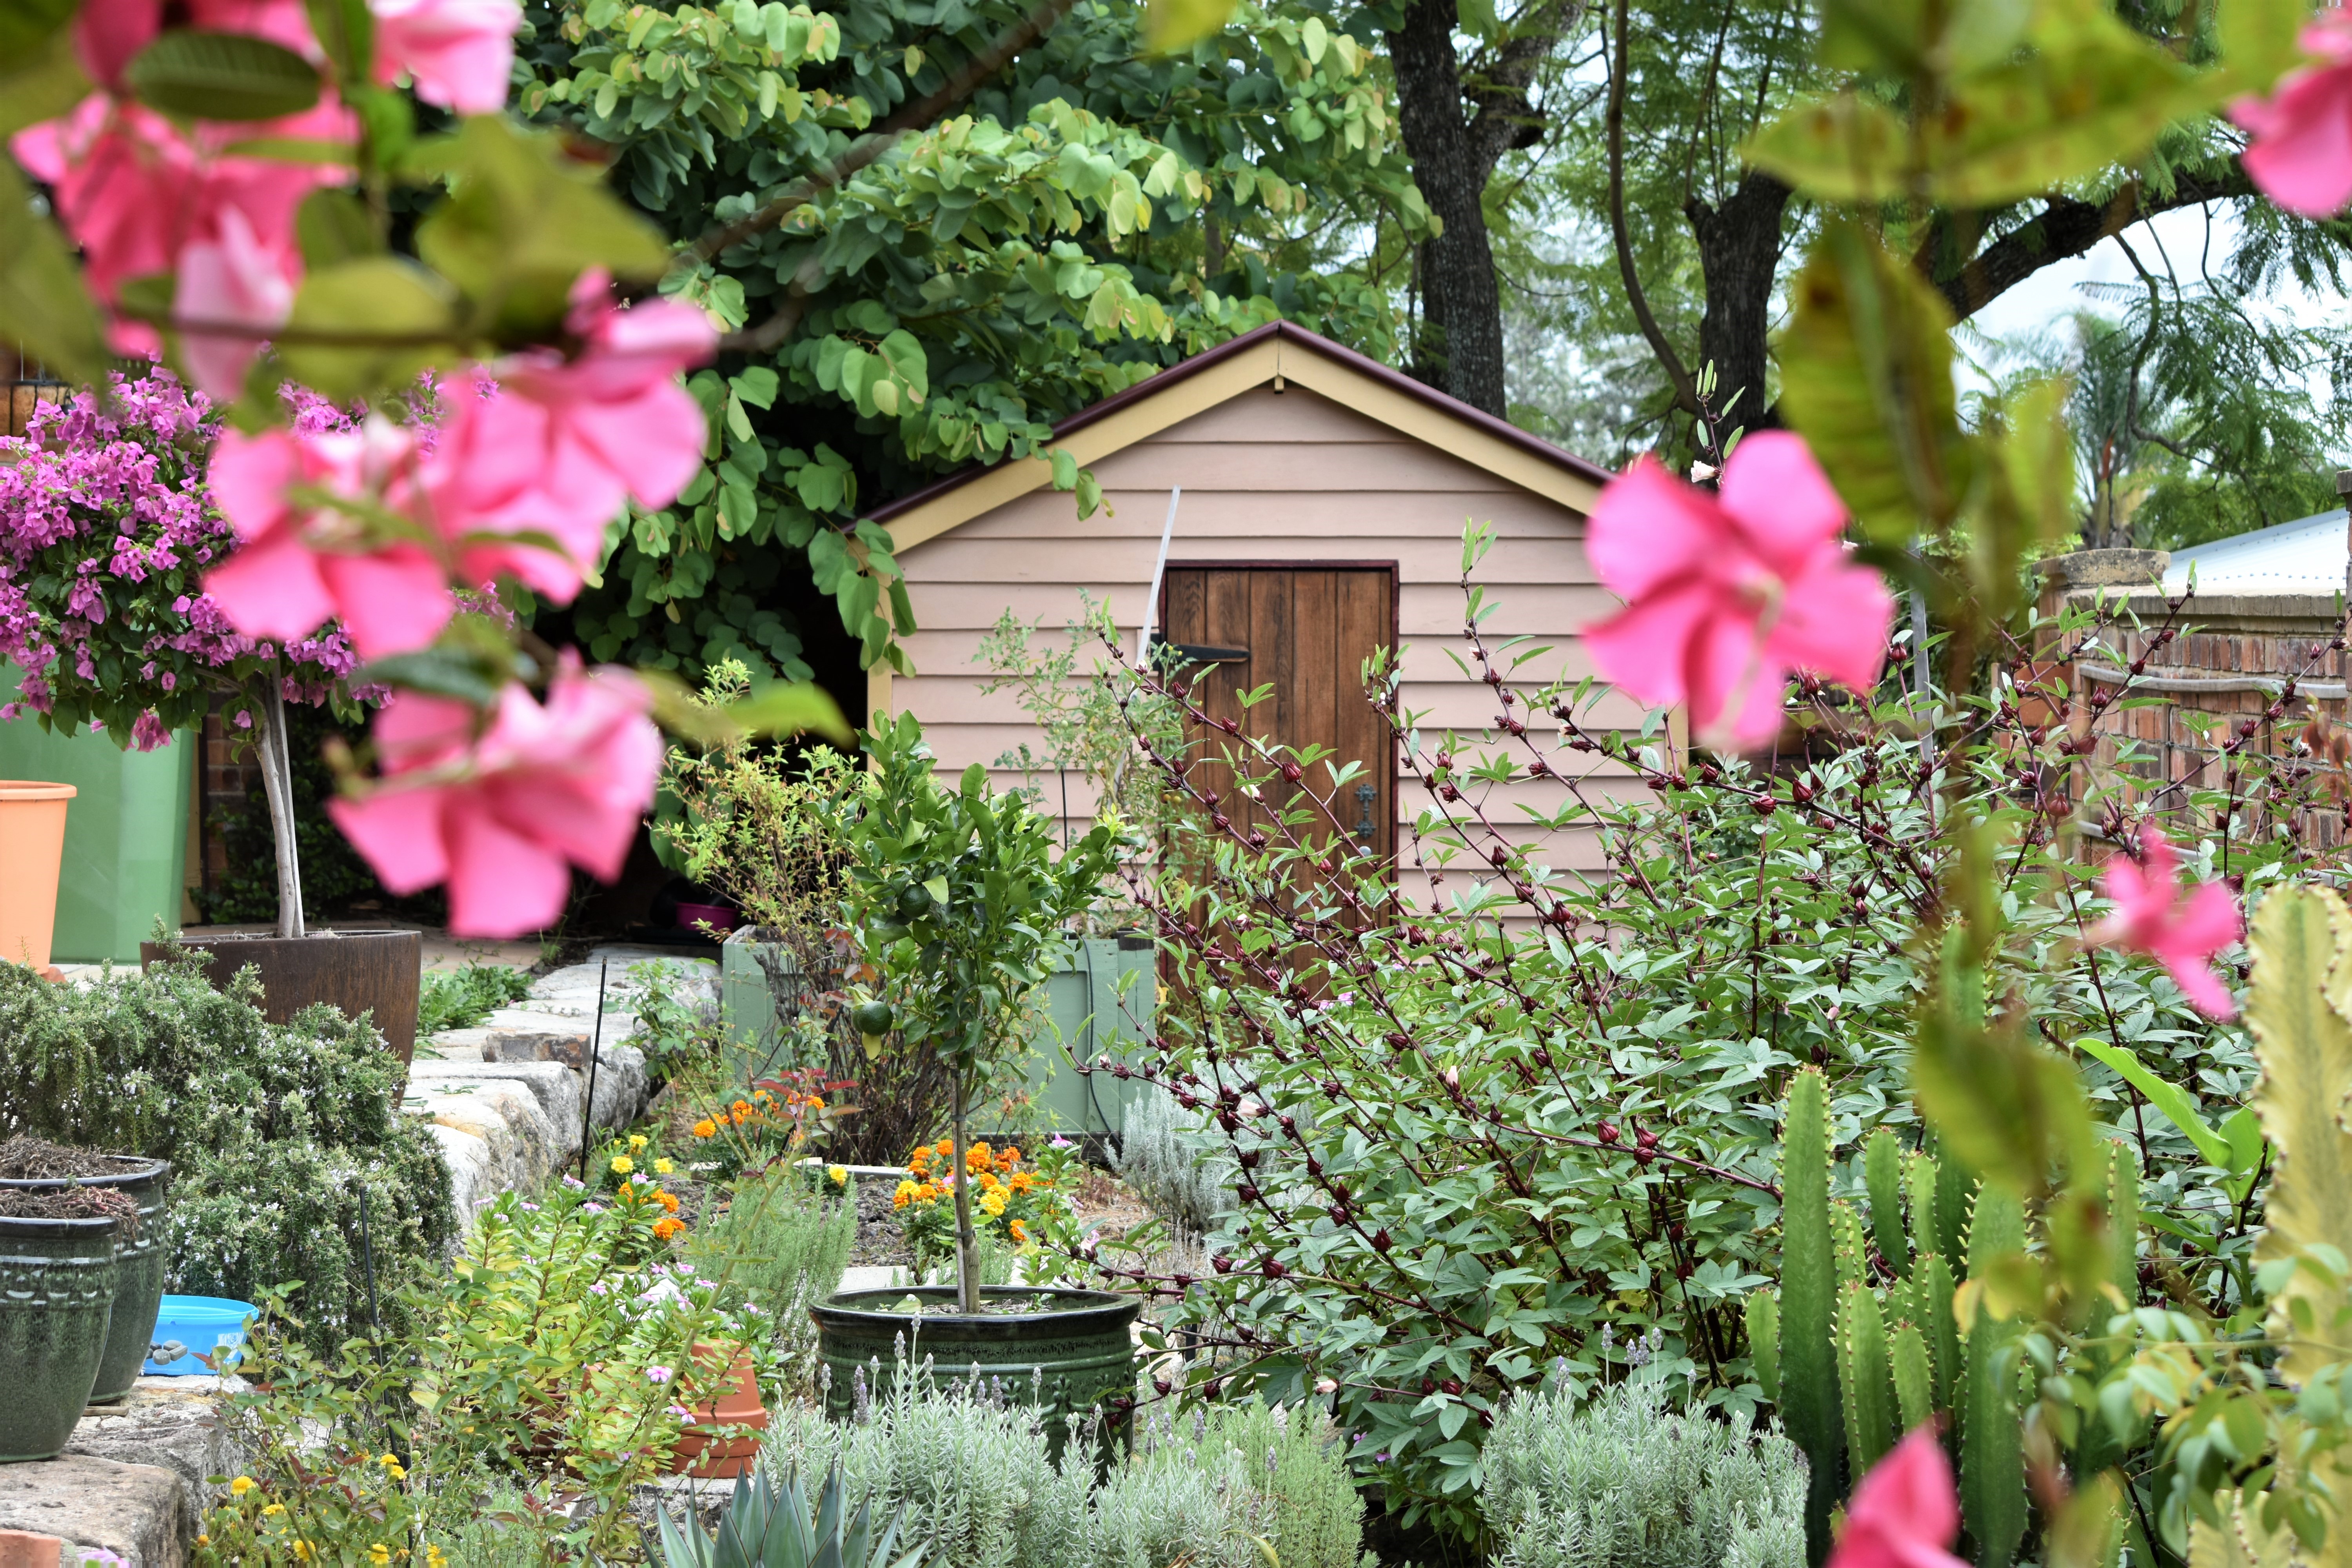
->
[1353,783,1377,842]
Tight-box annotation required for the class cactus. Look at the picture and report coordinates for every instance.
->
[1838,1281,1898,1474]
[1891,1322,1935,1434]
[1747,1290,1781,1405]
[1961,1185,2027,1568]
[1833,1199,1869,1301]
[1918,1250,1960,1417]
[1906,1151,1939,1265]
[2245,885,2352,1388]
[1865,1129,1909,1277]
[1933,1133,1977,1268]
[1778,1068,1842,1564]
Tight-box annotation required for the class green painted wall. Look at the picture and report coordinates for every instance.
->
[0,668,191,963]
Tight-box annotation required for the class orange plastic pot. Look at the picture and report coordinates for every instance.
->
[668,1343,766,1480]
[0,782,74,971]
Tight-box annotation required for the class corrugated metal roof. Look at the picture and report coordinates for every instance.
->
[2161,508,2349,595]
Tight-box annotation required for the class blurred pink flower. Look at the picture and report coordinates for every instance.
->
[173,208,293,399]
[2087,826,2243,1019]
[2232,11,2352,217]
[204,420,456,658]
[1583,431,1892,748]
[644,1365,674,1385]
[421,274,716,603]
[372,0,523,113]
[73,0,319,92]
[1828,1426,1966,1568]
[327,656,662,938]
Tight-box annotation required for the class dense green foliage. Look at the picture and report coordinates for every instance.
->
[0,956,456,1351]
[416,963,538,1036]
[518,0,1424,684]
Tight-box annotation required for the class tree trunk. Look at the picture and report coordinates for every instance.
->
[1388,0,1508,417]
[951,1073,980,1314]
[1684,171,1793,433]
[254,681,306,940]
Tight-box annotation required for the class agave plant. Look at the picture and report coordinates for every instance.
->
[654,1463,924,1568]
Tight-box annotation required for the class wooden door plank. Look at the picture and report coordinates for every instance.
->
[1333,568,1394,862]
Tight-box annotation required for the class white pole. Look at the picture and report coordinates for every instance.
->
[1137,487,1181,665]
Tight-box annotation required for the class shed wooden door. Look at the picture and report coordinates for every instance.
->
[1159,565,1395,865]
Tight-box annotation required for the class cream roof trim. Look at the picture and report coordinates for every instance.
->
[880,336,1602,554]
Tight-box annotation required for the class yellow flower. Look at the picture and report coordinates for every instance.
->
[385,1463,406,1480]
[230,1476,257,1497]
[428,1550,448,1568]
[197,1536,209,1548]
[979,1189,1007,1218]
[654,1157,674,1174]
[893,1179,917,1209]
[628,1134,648,1151]
[826,1165,848,1186]
[692,1119,717,1139]
[294,1542,314,1562]
[263,1503,286,1517]
[379,1452,399,1466]
[371,1545,392,1565]
[610,1154,633,1175]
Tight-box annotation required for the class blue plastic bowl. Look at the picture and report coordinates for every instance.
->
[143,1295,257,1376]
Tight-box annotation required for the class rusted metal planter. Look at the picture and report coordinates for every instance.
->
[141,929,423,1064]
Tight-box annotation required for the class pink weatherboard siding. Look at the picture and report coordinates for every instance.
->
[879,376,1627,914]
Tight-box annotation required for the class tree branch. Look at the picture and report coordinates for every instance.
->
[1606,0,1696,415]
[1921,161,2258,322]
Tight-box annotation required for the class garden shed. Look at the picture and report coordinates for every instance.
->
[863,319,1636,905]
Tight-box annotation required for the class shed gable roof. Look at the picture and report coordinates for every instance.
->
[866,320,1613,552]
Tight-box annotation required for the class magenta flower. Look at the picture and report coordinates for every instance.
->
[205,420,457,658]
[1582,431,1893,748]
[172,207,294,400]
[371,0,523,114]
[2086,827,2243,1019]
[421,275,716,604]
[2232,10,2352,218]
[327,653,662,938]
[1827,1426,1967,1568]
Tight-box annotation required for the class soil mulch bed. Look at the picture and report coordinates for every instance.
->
[0,1185,139,1230]
[850,1178,913,1268]
[0,1136,147,1180]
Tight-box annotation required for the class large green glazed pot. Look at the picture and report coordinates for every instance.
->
[0,1214,119,1462]
[1,1158,169,1404]
[812,1286,1139,1459]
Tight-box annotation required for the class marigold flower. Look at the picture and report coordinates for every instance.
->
[692,1119,717,1139]
[979,1188,1008,1217]
[653,1157,674,1174]
[1009,1172,1034,1193]
[1000,1147,1021,1168]
[657,1190,679,1214]
[628,1134,648,1151]
[653,1216,683,1240]
[966,1141,993,1172]
[977,1172,1000,1192]
[915,1183,937,1202]
[826,1164,848,1185]
[370,1544,391,1565]
[231,1476,257,1497]
[263,1503,286,1517]
[609,1154,633,1175]
[806,1094,826,1111]
[893,1179,918,1208]
[935,1138,954,1157]
[1009,1219,1028,1243]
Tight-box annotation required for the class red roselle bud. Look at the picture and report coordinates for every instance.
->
[1153,1377,1172,1395]
[1279,1114,1297,1137]
[1372,1229,1393,1252]
[1239,1148,1260,1169]
[1440,1378,1463,1396]
[1388,1031,1412,1051]
[1597,1121,1619,1144]
[1262,1258,1286,1279]
[1237,1183,1260,1203]
[1280,761,1303,783]
[1213,1255,1233,1274]
[1635,1126,1659,1148]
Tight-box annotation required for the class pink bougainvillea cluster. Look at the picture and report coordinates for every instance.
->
[0,367,365,750]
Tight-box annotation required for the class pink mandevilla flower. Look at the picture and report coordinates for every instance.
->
[422,273,716,602]
[1827,1426,1968,1568]
[2231,10,2352,218]
[326,654,663,938]
[2086,826,2244,1019]
[371,0,524,114]
[205,418,457,658]
[72,0,320,94]
[1582,430,1894,748]
[173,208,296,400]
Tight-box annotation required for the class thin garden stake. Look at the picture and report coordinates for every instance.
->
[577,957,609,1181]
[355,1179,382,1341]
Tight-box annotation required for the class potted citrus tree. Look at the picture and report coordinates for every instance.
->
[810,713,1132,1446]
[0,370,424,1057]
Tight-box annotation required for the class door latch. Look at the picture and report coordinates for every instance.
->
[1353,782,1377,842]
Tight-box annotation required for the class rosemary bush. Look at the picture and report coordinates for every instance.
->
[1110,1088,1231,1237]
[1482,1377,1805,1568]
[690,1163,859,1321]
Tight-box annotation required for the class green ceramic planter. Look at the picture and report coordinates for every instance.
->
[2,1158,169,1404]
[0,1214,119,1462]
[811,1286,1139,1459]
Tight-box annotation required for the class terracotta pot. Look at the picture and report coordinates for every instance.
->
[0,783,74,972]
[140,928,423,1065]
[667,1343,766,1480]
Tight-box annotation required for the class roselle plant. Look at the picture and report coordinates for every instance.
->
[839,713,1119,1312]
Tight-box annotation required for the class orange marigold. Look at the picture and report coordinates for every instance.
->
[1008,1219,1028,1243]
[652,1217,684,1241]
[977,1172,1001,1192]
[999,1147,1022,1168]
[692,1119,717,1139]
[1008,1172,1035,1193]
[657,1191,680,1214]
[965,1141,993,1172]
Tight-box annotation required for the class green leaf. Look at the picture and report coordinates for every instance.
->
[1776,219,1971,545]
[295,188,382,269]
[1743,96,1910,205]
[304,0,374,82]
[278,256,458,400]
[1144,0,1236,53]
[2219,0,2316,93]
[2073,1038,2231,1170]
[0,0,76,73]
[0,21,87,139]
[720,680,852,744]
[1048,447,1079,490]
[124,30,322,122]
[0,160,111,390]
